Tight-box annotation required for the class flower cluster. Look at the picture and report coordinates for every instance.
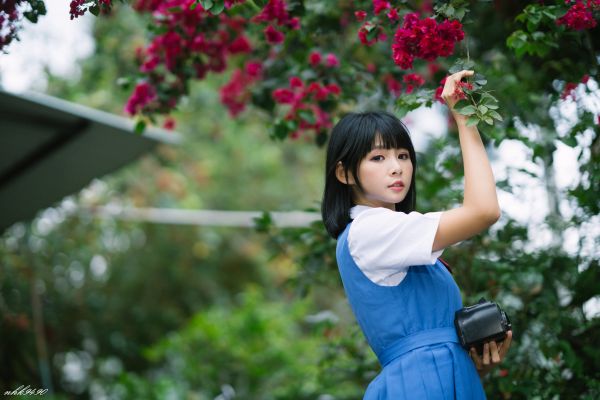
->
[272,76,341,138]
[308,51,340,68]
[1,0,47,51]
[124,82,157,115]
[220,61,263,116]
[384,73,426,97]
[126,0,253,115]
[358,22,388,46]
[392,13,465,70]
[253,0,299,44]
[556,0,599,30]
[0,0,22,51]
[69,0,112,20]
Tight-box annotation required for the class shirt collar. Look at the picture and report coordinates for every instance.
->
[350,205,373,219]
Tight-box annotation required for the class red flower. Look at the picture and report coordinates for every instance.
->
[163,117,176,130]
[387,8,399,22]
[359,22,387,46]
[403,73,425,94]
[325,83,341,95]
[392,13,464,69]
[384,75,402,97]
[581,74,590,84]
[373,0,391,15]
[355,10,367,21]
[245,61,263,78]
[228,35,252,53]
[556,2,597,30]
[309,51,322,66]
[272,88,295,104]
[499,369,509,377]
[290,76,304,88]
[325,53,340,68]
[434,76,448,103]
[561,81,578,100]
[264,25,285,44]
[125,82,157,115]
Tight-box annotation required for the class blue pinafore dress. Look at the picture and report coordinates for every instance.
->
[336,222,486,399]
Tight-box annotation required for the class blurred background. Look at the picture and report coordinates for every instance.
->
[1,0,599,399]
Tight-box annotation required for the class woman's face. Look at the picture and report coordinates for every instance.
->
[352,140,413,210]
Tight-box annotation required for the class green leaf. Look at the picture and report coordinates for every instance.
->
[134,119,146,135]
[457,105,477,116]
[484,116,494,125]
[478,105,488,114]
[488,110,503,121]
[252,0,269,7]
[89,5,100,16]
[253,211,273,232]
[466,115,480,127]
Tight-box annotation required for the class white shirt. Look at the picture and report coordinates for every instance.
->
[348,205,445,286]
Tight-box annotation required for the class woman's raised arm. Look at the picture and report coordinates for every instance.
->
[432,70,501,252]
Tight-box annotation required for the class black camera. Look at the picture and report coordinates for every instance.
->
[454,298,512,355]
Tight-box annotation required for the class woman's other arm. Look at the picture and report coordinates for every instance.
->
[432,70,501,252]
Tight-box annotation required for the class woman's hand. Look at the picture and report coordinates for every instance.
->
[441,69,475,112]
[469,330,513,379]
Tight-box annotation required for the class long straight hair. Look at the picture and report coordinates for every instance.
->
[321,111,418,238]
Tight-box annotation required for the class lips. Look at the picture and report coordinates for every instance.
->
[388,180,405,189]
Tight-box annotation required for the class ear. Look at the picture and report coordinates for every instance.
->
[335,161,355,185]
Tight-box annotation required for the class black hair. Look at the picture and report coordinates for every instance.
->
[321,110,418,239]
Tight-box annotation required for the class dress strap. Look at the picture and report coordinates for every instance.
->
[378,327,459,367]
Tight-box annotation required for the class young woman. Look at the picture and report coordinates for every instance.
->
[321,70,512,399]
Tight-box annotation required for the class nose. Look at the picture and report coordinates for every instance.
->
[390,158,402,175]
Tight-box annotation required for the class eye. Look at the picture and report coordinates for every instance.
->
[370,155,384,161]
[398,153,409,160]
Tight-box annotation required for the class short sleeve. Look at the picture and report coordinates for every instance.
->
[348,207,444,285]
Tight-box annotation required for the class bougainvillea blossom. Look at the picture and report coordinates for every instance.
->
[124,82,157,115]
[556,1,599,30]
[271,76,341,138]
[392,13,464,69]
[403,73,425,93]
[358,22,387,46]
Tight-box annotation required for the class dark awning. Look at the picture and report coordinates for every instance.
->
[0,89,180,232]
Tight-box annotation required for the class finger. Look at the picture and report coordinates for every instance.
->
[453,70,474,80]
[482,342,490,365]
[470,348,482,369]
[489,340,501,363]
[499,331,513,358]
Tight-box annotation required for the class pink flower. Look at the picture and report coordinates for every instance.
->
[245,61,263,78]
[326,83,341,95]
[358,22,387,46]
[403,73,425,93]
[581,74,590,84]
[228,35,252,53]
[385,75,402,97]
[556,2,597,30]
[272,88,295,104]
[387,8,399,22]
[290,76,304,88]
[264,25,285,44]
[163,117,176,130]
[125,82,157,115]
[392,13,464,69]
[355,10,367,21]
[309,51,322,66]
[372,0,391,15]
[325,53,340,67]
[561,82,578,100]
